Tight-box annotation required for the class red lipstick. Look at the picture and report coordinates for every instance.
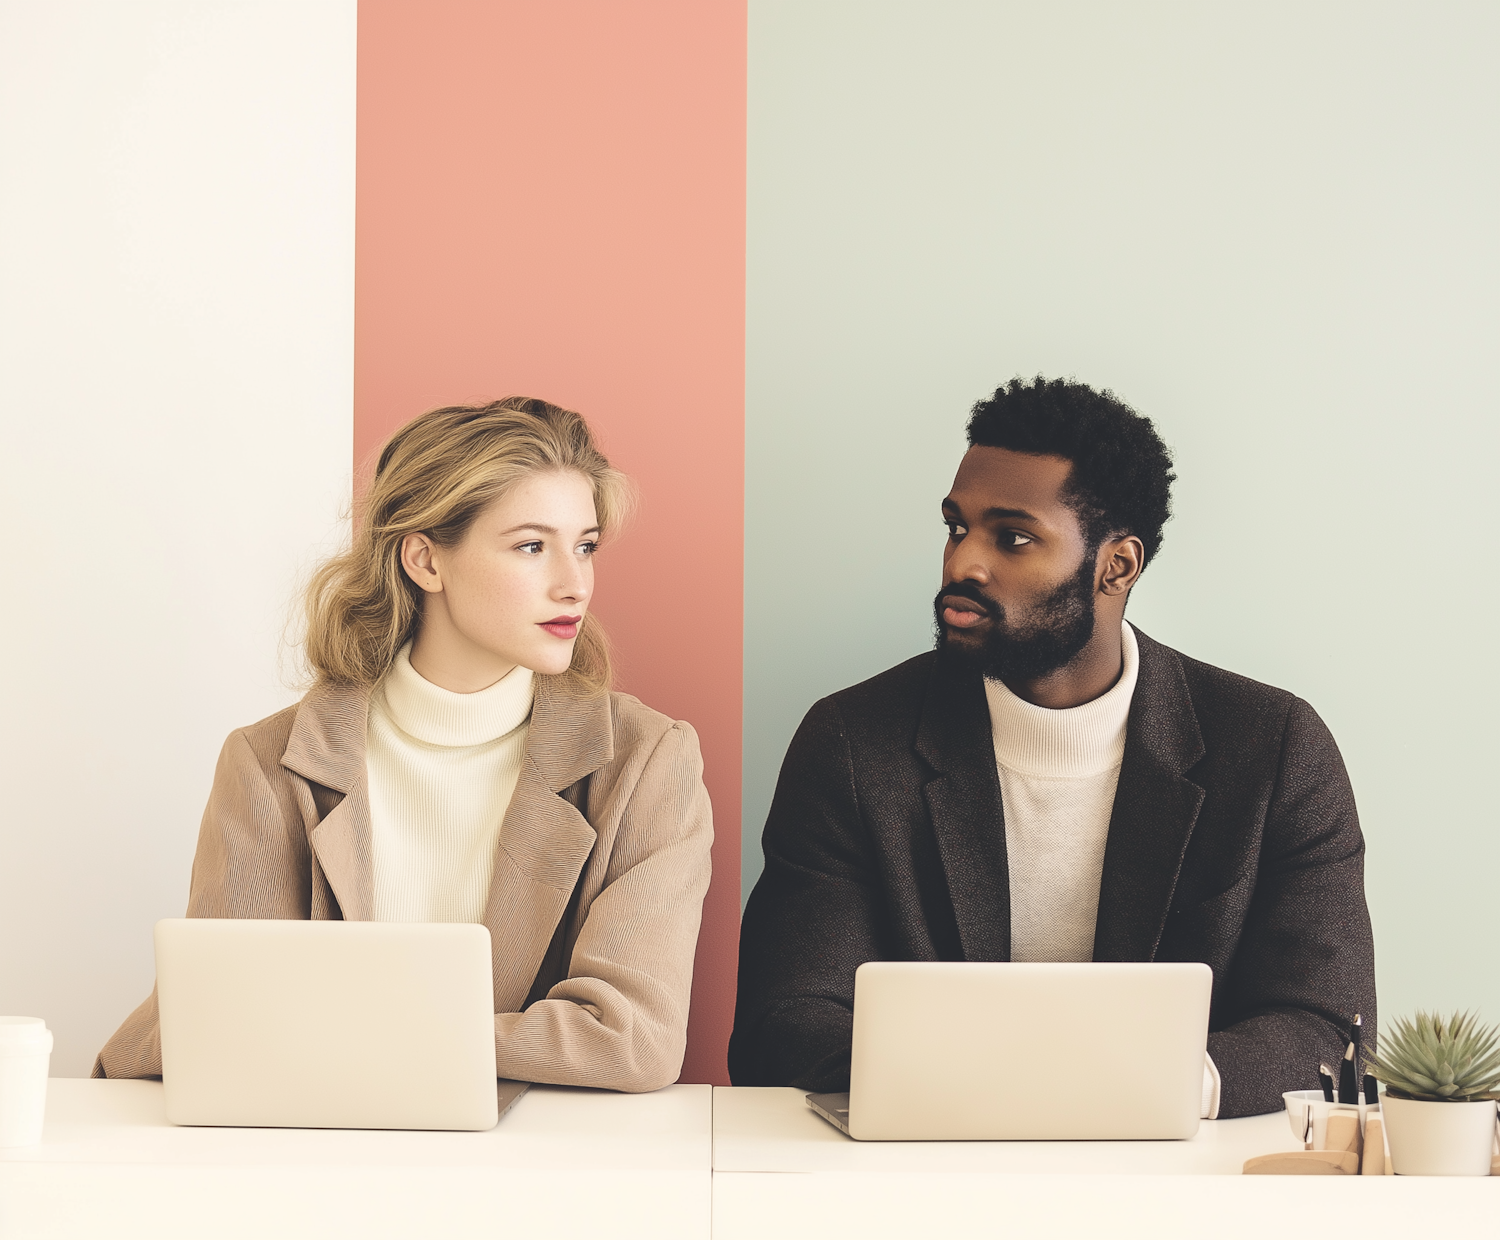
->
[539,614,582,639]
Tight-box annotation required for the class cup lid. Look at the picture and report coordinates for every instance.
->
[0,1016,54,1052]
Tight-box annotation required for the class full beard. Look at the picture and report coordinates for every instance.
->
[933,553,1099,684]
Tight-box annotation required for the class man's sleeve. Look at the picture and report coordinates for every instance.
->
[728,697,889,1089]
[1208,696,1376,1118]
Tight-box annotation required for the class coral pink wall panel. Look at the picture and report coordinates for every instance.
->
[355,0,745,1084]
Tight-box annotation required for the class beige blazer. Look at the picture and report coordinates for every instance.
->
[95,674,713,1092]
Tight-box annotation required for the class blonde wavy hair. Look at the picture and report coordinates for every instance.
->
[302,397,630,694]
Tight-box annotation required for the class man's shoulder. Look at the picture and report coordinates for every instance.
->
[1133,627,1315,739]
[774,652,939,782]
[1140,628,1287,696]
[814,651,938,722]
[799,633,1326,755]
[781,652,944,769]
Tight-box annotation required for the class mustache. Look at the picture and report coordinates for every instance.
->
[933,580,1001,623]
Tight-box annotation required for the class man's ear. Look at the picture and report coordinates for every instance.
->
[1098,535,1145,596]
[400,532,443,594]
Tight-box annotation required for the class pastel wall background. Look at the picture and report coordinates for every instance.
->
[0,0,356,1076]
[355,0,746,1086]
[5,0,1496,1081]
[743,0,1500,1027]
[0,0,745,1083]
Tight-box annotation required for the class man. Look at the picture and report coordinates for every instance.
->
[729,377,1374,1119]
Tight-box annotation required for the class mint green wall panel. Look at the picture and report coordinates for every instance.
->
[744,0,1500,1024]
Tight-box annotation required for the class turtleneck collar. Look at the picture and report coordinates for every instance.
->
[375,643,535,748]
[983,621,1139,779]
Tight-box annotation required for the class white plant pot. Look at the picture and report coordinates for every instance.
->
[1381,1093,1497,1176]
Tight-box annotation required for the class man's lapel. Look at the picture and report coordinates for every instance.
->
[916,659,1011,962]
[483,675,613,1011]
[1093,628,1206,962]
[281,680,374,921]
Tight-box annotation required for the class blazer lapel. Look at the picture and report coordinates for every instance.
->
[483,674,613,1012]
[279,670,614,1002]
[916,658,1011,962]
[281,680,374,921]
[1092,628,1206,962]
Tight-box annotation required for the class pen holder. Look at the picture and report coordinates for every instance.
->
[1284,1090,1379,1150]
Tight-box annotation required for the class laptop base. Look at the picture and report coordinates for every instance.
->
[806,1091,852,1136]
[497,1079,530,1122]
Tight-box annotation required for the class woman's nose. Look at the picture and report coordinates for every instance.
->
[554,555,590,602]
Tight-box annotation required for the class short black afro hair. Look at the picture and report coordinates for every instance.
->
[966,377,1175,565]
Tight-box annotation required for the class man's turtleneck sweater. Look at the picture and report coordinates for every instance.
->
[983,620,1139,964]
[983,621,1221,1118]
[366,645,534,924]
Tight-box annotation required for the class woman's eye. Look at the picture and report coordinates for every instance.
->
[517,541,544,555]
[944,522,966,541]
[577,541,599,556]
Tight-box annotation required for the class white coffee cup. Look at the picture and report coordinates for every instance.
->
[0,1017,54,1148]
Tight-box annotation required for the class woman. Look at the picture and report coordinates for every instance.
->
[96,398,713,1091]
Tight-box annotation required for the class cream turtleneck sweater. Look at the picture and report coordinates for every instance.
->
[984,620,1139,964]
[366,645,534,923]
[985,622,1221,1118]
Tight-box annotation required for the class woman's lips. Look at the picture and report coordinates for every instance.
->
[539,615,582,639]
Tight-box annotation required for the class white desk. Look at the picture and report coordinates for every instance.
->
[0,1078,712,1240]
[710,1087,1499,1240]
[9,1080,1496,1239]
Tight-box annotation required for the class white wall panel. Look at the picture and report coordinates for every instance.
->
[0,0,356,1075]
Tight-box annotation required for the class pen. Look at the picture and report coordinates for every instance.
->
[1338,1029,1358,1104]
[1351,1014,1380,1104]
[1318,1063,1336,1102]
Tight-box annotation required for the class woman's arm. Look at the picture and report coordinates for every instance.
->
[94,725,309,1078]
[492,721,713,1092]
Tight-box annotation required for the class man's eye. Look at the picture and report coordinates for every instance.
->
[945,522,966,540]
[1002,531,1033,548]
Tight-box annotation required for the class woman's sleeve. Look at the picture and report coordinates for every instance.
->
[93,729,309,1078]
[492,721,714,1092]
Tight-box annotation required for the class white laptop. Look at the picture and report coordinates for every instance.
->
[807,961,1212,1140]
[155,918,524,1131]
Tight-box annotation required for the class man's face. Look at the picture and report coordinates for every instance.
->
[935,446,1099,682]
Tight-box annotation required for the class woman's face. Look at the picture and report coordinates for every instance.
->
[401,469,600,691]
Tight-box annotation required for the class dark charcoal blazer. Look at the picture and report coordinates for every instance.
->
[729,627,1375,1118]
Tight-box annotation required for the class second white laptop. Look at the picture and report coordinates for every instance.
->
[155,918,517,1131]
[808,961,1212,1140]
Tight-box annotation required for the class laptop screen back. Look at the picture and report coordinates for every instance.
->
[848,961,1212,1140]
[155,918,500,1131]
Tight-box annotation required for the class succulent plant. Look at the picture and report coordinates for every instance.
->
[1366,1010,1500,1102]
